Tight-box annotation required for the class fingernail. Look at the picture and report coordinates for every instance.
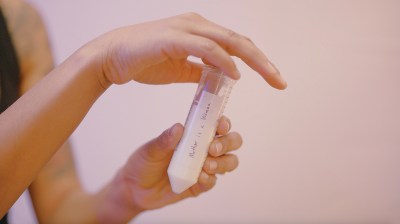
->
[280,76,287,88]
[166,123,181,148]
[267,61,287,88]
[169,123,181,136]
[267,61,279,74]
[209,160,218,171]
[225,118,231,131]
[215,142,223,155]
[234,69,241,79]
[170,123,177,133]
[201,172,209,181]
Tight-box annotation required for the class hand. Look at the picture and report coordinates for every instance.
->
[117,116,242,212]
[93,13,286,89]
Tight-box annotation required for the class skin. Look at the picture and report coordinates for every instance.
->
[0,0,286,222]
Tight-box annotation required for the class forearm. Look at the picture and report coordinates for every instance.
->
[0,44,109,216]
[93,169,143,223]
[40,170,142,224]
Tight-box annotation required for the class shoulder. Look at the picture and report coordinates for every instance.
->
[1,0,53,94]
[1,0,42,35]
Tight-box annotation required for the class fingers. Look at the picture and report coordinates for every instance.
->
[142,123,184,160]
[183,130,242,195]
[169,33,240,80]
[203,131,242,175]
[216,116,231,136]
[180,13,287,89]
[139,60,204,84]
[180,117,241,197]
[203,154,239,175]
[197,171,217,189]
[204,27,286,89]
[179,171,217,198]
[174,61,203,83]
[208,132,243,157]
[179,151,239,197]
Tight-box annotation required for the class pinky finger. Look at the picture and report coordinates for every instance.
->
[198,171,217,190]
[186,172,217,197]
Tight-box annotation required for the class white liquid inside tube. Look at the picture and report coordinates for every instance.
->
[167,66,235,194]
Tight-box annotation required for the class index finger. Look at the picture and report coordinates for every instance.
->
[187,14,287,90]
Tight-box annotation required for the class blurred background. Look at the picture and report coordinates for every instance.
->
[10,0,400,223]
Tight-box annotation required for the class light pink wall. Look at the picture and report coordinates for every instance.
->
[10,0,400,223]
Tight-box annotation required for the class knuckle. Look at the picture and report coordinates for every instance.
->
[201,39,218,53]
[226,29,239,39]
[184,12,203,20]
[242,35,255,45]
[179,12,204,22]
[170,12,204,28]
[225,29,254,45]
[231,132,243,148]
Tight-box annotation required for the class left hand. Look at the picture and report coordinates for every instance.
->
[90,13,286,89]
[116,116,242,212]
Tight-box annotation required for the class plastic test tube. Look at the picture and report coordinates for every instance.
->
[167,65,236,194]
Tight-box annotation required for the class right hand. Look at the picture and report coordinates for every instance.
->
[103,117,241,218]
[89,13,287,88]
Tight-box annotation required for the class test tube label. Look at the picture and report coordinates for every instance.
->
[168,91,224,193]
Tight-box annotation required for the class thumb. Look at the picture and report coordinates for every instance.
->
[143,123,184,161]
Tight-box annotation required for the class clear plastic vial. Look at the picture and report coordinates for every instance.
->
[167,65,236,194]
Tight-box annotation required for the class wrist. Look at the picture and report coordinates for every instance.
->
[94,168,144,223]
[89,28,131,87]
[72,37,113,91]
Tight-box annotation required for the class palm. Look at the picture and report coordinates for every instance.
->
[121,125,193,210]
[133,58,202,85]
[116,116,241,218]
[127,157,184,210]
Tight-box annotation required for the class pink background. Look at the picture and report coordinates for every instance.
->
[10,0,400,223]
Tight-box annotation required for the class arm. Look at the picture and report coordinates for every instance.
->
[3,2,235,222]
[0,1,94,222]
[30,118,242,224]
[0,0,106,215]
[0,5,286,219]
